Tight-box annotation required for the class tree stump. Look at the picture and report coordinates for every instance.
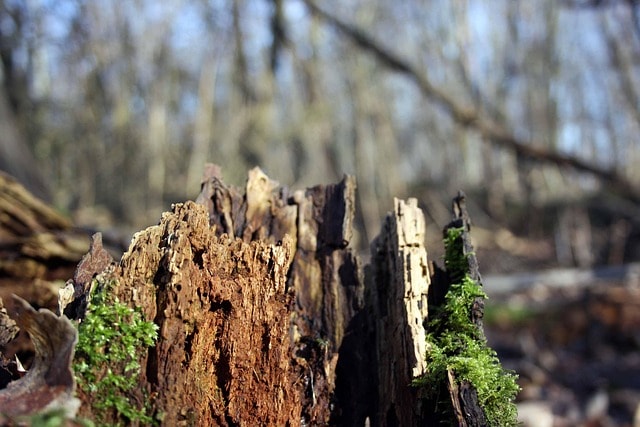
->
[0,165,518,426]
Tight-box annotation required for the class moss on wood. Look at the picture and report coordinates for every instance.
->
[73,276,159,426]
[416,226,520,426]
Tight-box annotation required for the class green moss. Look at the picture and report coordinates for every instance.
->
[416,226,520,426]
[443,226,469,281]
[73,277,159,426]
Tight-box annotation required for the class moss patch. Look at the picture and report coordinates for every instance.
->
[73,277,159,426]
[416,226,520,426]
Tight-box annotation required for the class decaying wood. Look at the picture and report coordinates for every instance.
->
[451,192,485,331]
[96,201,299,425]
[0,172,70,238]
[0,171,91,313]
[0,298,18,350]
[195,165,362,424]
[0,234,113,425]
[447,368,467,427]
[59,233,114,320]
[58,166,365,425]
[0,295,78,421]
[0,165,503,425]
[365,197,430,425]
[0,171,94,409]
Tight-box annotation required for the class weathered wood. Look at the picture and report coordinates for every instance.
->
[0,171,91,312]
[0,295,78,421]
[1,164,366,425]
[365,197,430,426]
[0,172,69,238]
[62,166,364,425]
[195,165,362,425]
[0,172,93,400]
[451,192,485,331]
[103,201,300,425]
[59,233,114,320]
[0,298,18,349]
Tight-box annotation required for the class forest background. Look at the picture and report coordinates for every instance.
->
[1,0,639,272]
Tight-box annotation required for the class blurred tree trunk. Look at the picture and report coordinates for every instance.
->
[0,0,49,201]
[187,54,218,192]
[0,86,49,202]
[231,0,253,104]
[145,83,168,215]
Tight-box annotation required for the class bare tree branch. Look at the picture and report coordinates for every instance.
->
[302,0,640,203]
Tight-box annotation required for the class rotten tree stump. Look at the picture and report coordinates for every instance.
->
[0,165,513,426]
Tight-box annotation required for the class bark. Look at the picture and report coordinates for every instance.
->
[110,201,300,425]
[195,165,362,424]
[428,192,488,426]
[59,233,114,320]
[58,165,362,425]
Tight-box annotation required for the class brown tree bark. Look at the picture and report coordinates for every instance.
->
[106,201,300,425]
[195,165,362,425]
